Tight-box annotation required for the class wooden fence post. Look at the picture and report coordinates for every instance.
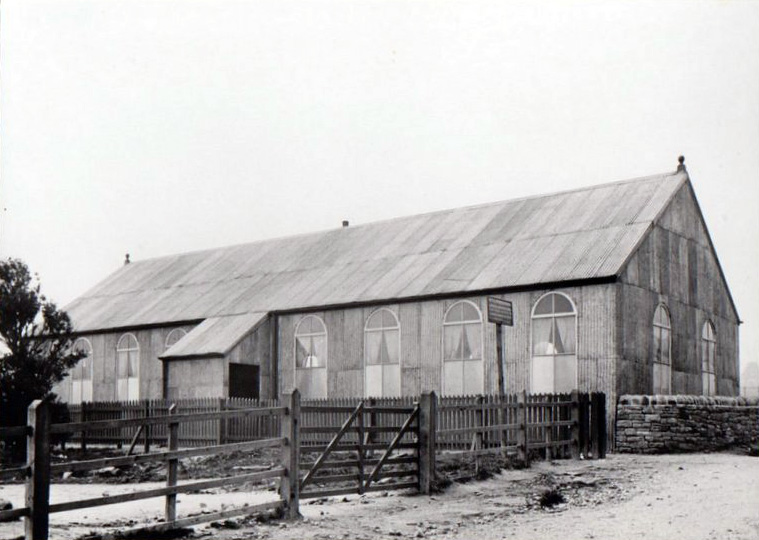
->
[26,399,50,540]
[117,406,124,450]
[165,404,178,524]
[144,400,151,454]
[497,394,507,452]
[418,391,437,494]
[217,398,227,445]
[544,394,553,461]
[577,392,590,457]
[80,402,88,453]
[517,391,529,465]
[280,390,300,519]
[471,395,484,472]
[367,397,377,449]
[570,390,580,459]
[357,400,365,494]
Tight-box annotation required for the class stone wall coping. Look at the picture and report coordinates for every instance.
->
[618,394,759,407]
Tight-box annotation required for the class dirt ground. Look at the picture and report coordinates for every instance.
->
[1,452,757,540]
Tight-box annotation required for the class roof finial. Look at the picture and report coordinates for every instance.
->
[677,155,686,172]
[124,253,131,265]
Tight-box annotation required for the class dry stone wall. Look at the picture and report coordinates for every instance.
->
[616,395,759,453]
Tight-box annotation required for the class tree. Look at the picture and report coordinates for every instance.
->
[0,258,83,439]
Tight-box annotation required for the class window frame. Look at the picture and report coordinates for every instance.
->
[652,303,672,394]
[294,315,328,371]
[701,320,717,396]
[70,337,94,404]
[364,308,401,397]
[529,291,578,393]
[441,300,484,396]
[116,333,140,400]
[165,328,188,349]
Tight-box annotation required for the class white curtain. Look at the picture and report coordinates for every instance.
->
[553,317,576,354]
[464,324,481,360]
[384,330,399,364]
[444,325,461,360]
[311,335,325,367]
[365,332,381,365]
[532,318,553,355]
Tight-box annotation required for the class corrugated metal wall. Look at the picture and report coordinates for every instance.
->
[277,285,618,400]
[617,182,740,397]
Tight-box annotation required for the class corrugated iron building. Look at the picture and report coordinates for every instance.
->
[56,163,740,412]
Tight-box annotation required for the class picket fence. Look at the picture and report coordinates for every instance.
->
[65,398,280,449]
[0,391,606,540]
[64,392,606,457]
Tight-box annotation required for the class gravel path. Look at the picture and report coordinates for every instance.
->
[1,453,757,540]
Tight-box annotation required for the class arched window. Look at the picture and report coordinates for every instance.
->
[364,309,400,397]
[701,321,716,396]
[294,315,328,399]
[116,333,140,400]
[165,328,187,349]
[652,304,671,394]
[531,292,577,393]
[71,338,93,404]
[443,301,483,395]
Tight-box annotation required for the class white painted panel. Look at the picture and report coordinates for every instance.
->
[554,355,576,393]
[296,368,328,399]
[463,359,483,395]
[383,364,401,397]
[117,379,128,401]
[82,382,93,402]
[532,356,554,393]
[443,361,463,396]
[366,364,383,397]
[71,381,82,405]
[128,377,139,400]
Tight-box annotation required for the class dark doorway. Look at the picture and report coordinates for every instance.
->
[229,363,260,399]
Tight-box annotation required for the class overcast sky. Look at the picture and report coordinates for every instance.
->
[1,1,758,375]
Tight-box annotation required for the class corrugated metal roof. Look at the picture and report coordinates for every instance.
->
[66,170,688,332]
[160,312,268,359]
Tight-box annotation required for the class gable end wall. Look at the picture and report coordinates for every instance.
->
[616,181,739,396]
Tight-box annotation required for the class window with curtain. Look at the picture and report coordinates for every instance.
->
[116,333,140,400]
[531,292,577,393]
[443,301,483,395]
[701,321,716,396]
[652,304,672,394]
[70,338,93,404]
[295,315,328,399]
[165,328,187,349]
[364,309,400,397]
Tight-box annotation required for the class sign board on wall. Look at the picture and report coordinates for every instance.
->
[487,297,513,326]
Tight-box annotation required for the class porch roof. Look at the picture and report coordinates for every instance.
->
[159,311,268,360]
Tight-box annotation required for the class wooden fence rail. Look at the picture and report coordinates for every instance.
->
[0,396,298,540]
[54,392,605,456]
[298,399,425,500]
[0,390,605,540]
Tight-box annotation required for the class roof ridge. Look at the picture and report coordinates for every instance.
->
[128,168,682,266]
